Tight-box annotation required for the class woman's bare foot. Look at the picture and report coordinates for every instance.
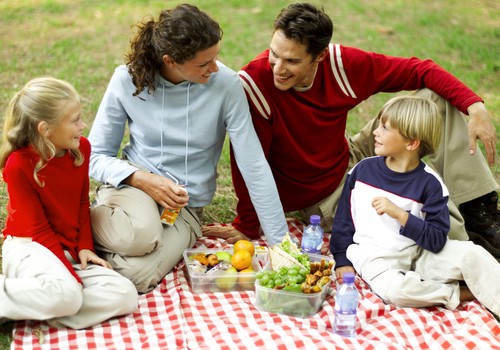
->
[201,224,251,244]
[459,285,475,302]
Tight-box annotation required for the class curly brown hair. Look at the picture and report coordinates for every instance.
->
[125,4,223,96]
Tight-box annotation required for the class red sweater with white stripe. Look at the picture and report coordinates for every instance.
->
[2,137,94,282]
[232,44,482,238]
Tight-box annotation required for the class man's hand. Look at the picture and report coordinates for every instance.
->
[467,102,497,166]
[78,249,112,269]
[202,224,251,244]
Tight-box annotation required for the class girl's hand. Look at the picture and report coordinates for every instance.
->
[78,249,112,269]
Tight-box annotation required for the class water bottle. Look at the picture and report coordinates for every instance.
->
[333,272,358,338]
[301,214,323,254]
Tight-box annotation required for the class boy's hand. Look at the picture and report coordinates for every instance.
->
[372,196,409,226]
[335,265,356,283]
[78,249,113,270]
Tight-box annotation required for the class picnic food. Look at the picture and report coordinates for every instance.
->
[254,253,335,317]
[255,259,332,294]
[268,232,310,271]
[258,234,333,294]
[231,250,252,270]
[216,266,238,289]
[215,251,232,263]
[300,261,333,294]
[256,265,307,291]
[184,247,270,292]
[234,239,255,257]
[190,253,220,267]
[237,267,255,286]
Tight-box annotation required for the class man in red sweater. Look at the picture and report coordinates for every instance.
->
[207,3,499,256]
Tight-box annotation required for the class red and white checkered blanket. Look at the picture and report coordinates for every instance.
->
[10,219,500,349]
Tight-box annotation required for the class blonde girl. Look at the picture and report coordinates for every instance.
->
[0,77,137,329]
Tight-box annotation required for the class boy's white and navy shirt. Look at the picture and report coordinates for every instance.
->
[331,156,450,270]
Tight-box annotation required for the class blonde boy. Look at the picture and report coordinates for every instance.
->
[331,95,499,317]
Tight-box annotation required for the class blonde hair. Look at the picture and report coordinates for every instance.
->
[0,77,83,186]
[377,95,442,158]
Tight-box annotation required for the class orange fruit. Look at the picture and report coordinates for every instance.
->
[231,250,252,271]
[237,267,255,286]
[234,239,255,257]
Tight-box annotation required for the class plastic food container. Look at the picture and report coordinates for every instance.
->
[254,254,334,317]
[183,247,269,293]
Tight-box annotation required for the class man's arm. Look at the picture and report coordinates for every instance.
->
[340,45,497,164]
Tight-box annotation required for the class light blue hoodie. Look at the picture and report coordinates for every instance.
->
[88,63,287,245]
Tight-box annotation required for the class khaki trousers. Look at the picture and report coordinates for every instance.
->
[355,240,500,316]
[90,185,202,293]
[0,236,137,329]
[302,89,498,240]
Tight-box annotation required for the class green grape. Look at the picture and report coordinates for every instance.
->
[258,266,311,290]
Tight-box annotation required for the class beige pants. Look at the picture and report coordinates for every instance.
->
[355,240,500,316]
[302,89,498,240]
[90,185,202,293]
[0,236,137,329]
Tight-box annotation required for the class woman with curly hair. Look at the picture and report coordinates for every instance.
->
[88,4,287,293]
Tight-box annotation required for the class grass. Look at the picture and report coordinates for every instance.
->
[0,0,499,347]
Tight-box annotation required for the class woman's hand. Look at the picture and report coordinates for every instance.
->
[125,170,189,210]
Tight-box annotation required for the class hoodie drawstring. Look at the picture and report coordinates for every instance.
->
[158,83,189,186]
[184,83,190,186]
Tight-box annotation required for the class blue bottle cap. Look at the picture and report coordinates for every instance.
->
[310,214,321,225]
[343,272,355,283]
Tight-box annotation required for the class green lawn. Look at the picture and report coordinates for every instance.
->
[0,0,499,347]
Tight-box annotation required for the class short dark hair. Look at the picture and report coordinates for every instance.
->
[273,3,333,59]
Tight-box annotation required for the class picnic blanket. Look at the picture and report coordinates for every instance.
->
[10,219,500,349]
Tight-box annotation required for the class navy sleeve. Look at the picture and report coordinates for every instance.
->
[330,170,356,268]
[400,181,450,253]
